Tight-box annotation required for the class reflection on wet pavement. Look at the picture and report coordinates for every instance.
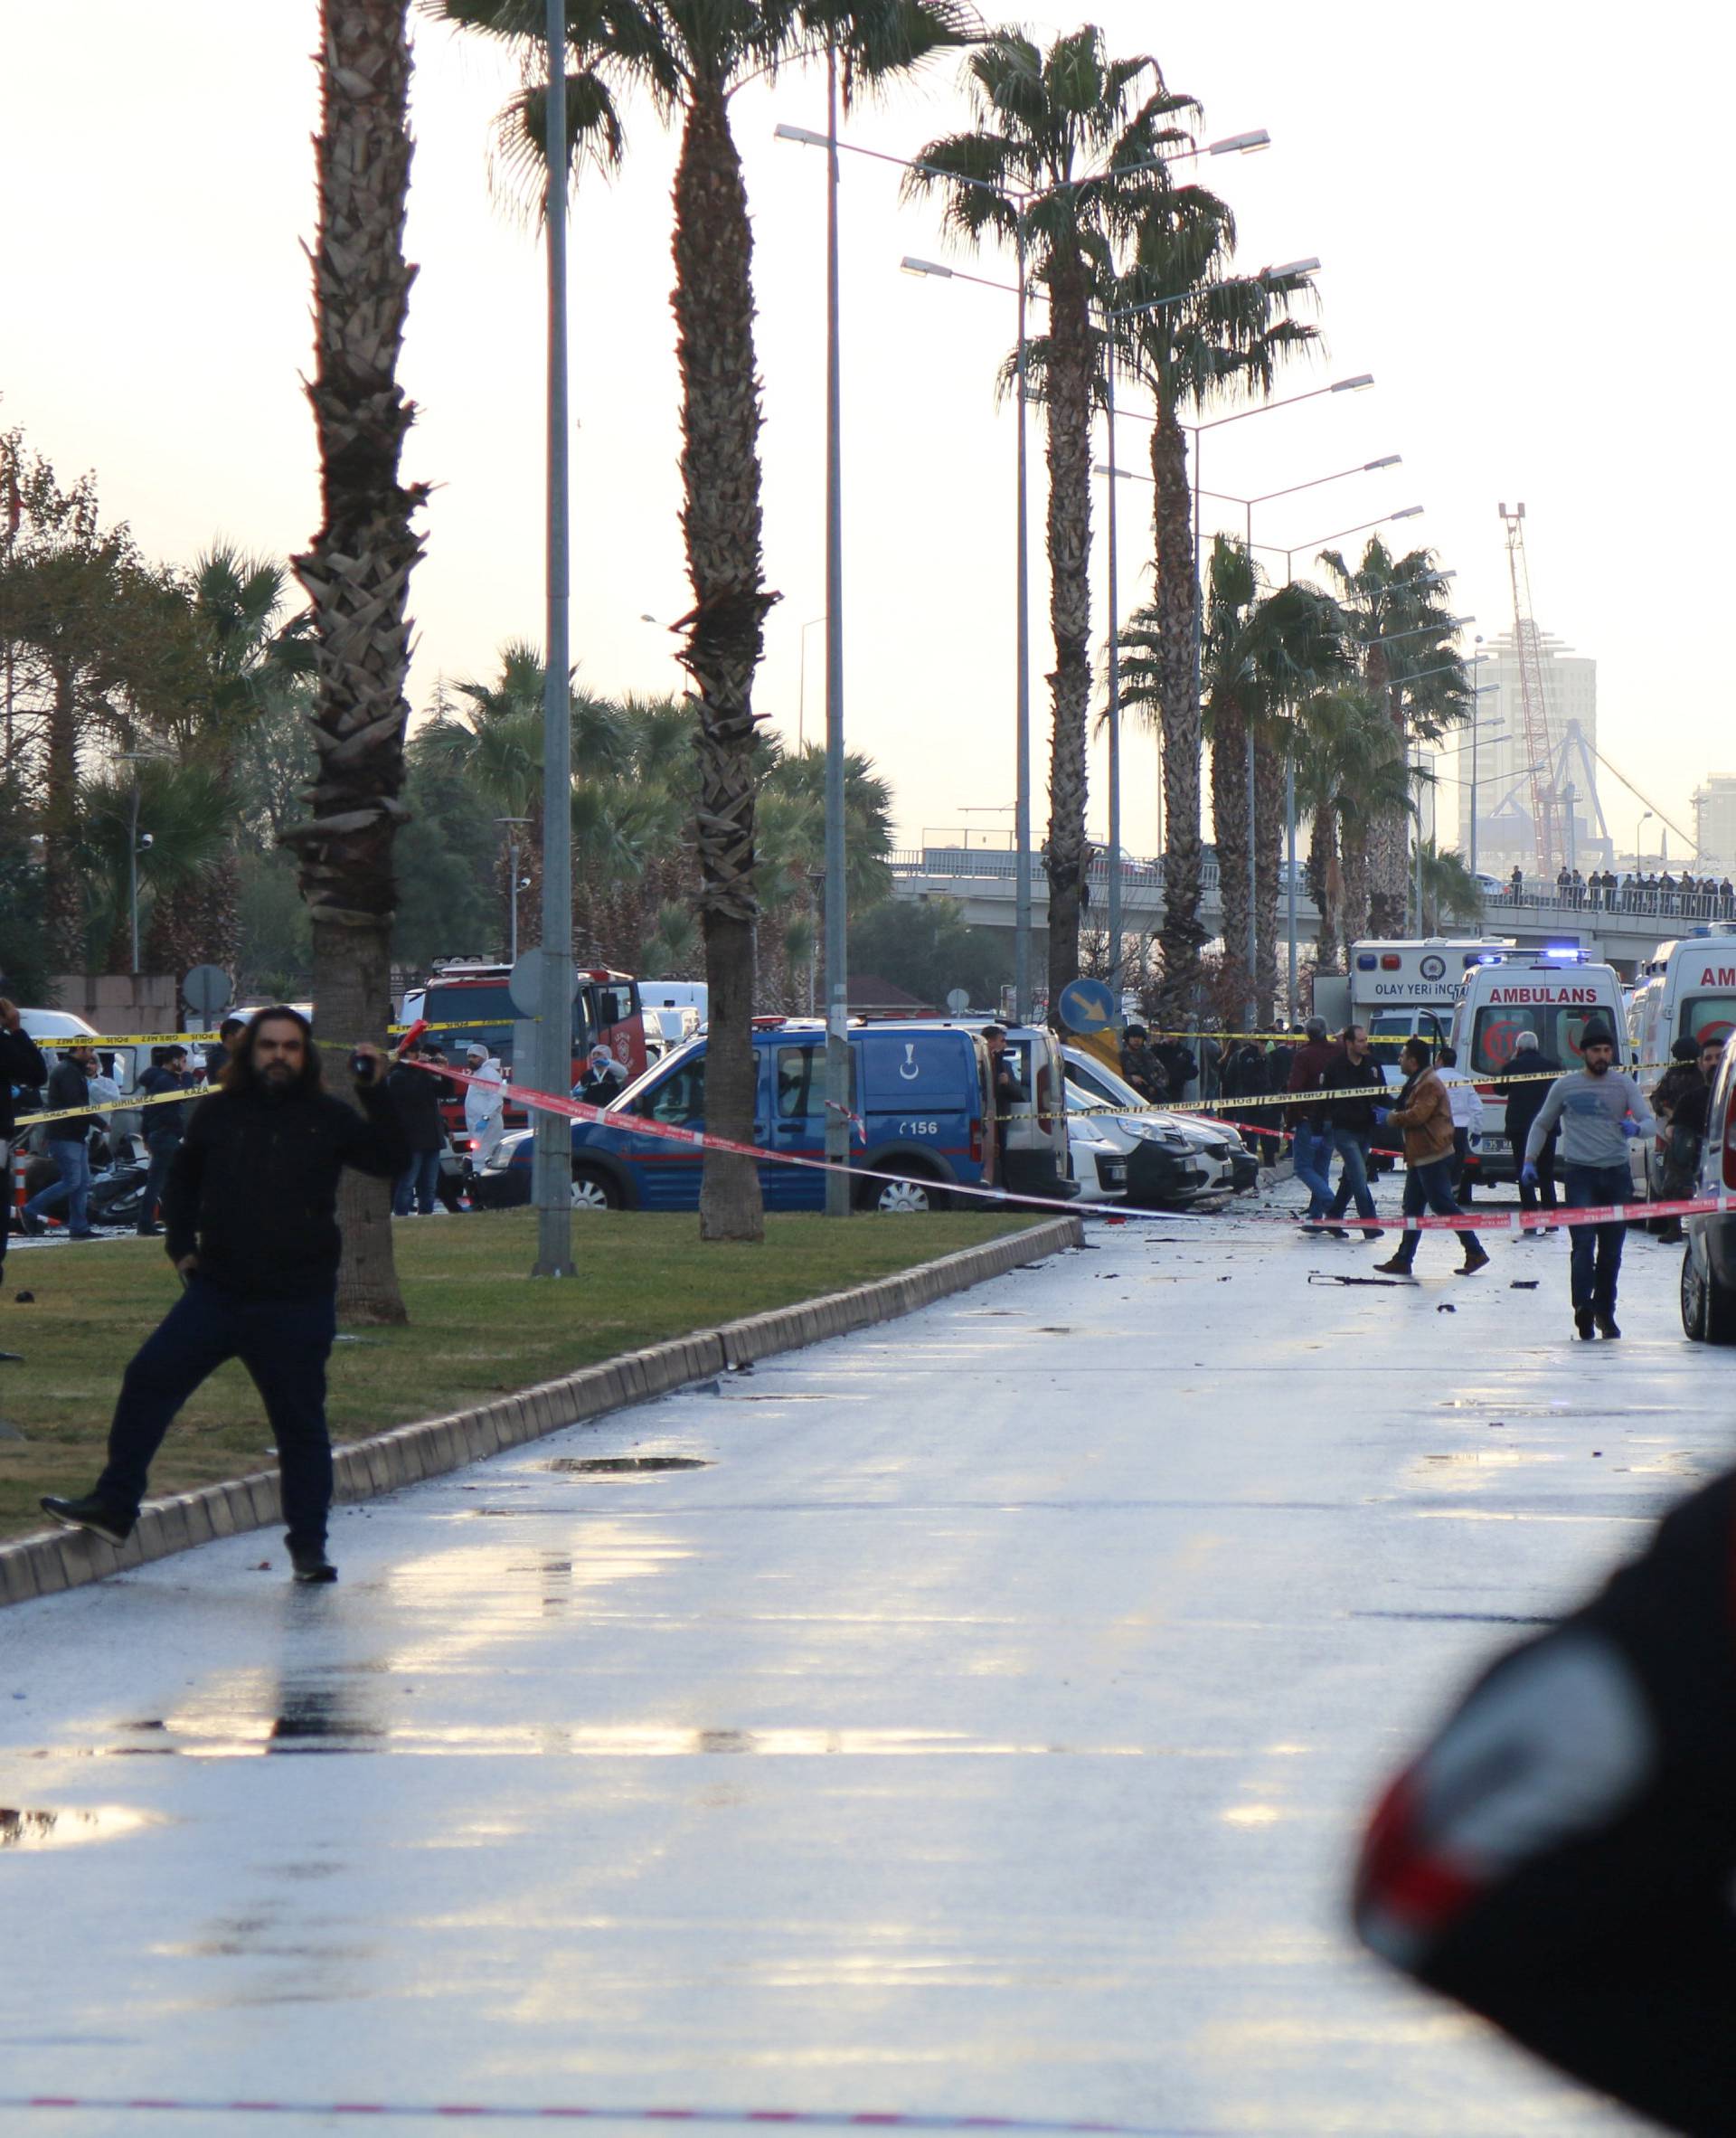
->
[0,1224,1692,2133]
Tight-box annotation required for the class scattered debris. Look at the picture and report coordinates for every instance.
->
[1437,1303,1456,1314]
[1509,1281,1540,1291]
[1309,1272,1410,1288]
[0,1350,23,1365]
[13,1292,33,1304]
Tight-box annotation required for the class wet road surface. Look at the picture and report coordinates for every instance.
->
[3,1212,1722,2135]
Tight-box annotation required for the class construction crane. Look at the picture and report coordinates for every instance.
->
[1498,502,1565,877]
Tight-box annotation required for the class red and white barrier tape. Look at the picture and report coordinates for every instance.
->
[0,2099,1218,2133]
[410,1060,1734,1237]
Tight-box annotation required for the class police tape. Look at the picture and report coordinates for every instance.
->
[13,1085,212,1130]
[33,1020,487,1049]
[406,1060,1732,1235]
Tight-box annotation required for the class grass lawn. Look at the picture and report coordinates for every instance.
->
[0,1209,1038,1540]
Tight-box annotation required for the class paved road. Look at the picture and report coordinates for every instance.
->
[4,1208,1722,2136]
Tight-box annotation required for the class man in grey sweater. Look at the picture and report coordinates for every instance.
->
[1523,1023,1654,1340]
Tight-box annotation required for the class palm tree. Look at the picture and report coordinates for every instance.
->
[282,0,428,1325]
[1316,536,1470,939]
[906,29,1193,1010]
[146,545,315,980]
[1109,189,1316,1026]
[1416,837,1483,935]
[1291,684,1413,970]
[77,761,232,974]
[437,0,974,1242]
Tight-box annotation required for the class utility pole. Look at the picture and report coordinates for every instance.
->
[822,42,851,1216]
[531,0,574,1278]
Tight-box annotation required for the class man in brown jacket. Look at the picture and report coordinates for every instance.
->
[1373,1037,1490,1277]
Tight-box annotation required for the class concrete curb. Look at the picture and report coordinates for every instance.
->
[0,1215,1082,1608]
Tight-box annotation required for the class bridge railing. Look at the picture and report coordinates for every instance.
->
[889,850,1736,929]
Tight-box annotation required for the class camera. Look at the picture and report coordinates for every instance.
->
[349,1050,373,1080]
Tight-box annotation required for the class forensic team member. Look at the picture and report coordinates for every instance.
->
[1522,1022,1653,1340]
[41,1007,407,1585]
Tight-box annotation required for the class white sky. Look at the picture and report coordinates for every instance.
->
[3,2,1731,864]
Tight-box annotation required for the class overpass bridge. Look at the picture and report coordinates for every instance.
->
[887,848,1723,975]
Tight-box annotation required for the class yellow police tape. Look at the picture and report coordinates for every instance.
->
[33,1019,496,1049]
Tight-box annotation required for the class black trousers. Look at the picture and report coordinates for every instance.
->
[1354,1471,1736,2134]
[97,1275,338,1550]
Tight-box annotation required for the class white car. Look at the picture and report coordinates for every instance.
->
[1061,1047,1258,1206]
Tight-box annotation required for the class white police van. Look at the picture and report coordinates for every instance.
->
[1448,949,1633,1186]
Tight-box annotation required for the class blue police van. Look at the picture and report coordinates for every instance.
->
[473,1018,1001,1214]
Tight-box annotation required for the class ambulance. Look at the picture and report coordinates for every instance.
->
[1313,938,1517,1059]
[1448,949,1634,1186]
[1628,926,1736,1094]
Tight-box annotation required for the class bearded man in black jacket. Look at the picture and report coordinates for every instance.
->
[41,1008,407,1584]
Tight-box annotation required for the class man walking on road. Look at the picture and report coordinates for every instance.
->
[1504,1031,1561,1234]
[1373,1037,1491,1279]
[19,1042,101,1239]
[1522,1023,1653,1340]
[1318,1024,1386,1241]
[0,999,49,1290]
[40,1008,408,1584]
[1286,1016,1338,1224]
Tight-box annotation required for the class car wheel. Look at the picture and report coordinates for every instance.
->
[569,1163,622,1213]
[860,1170,941,1215]
[1707,1256,1736,1346]
[1681,1244,1709,1341]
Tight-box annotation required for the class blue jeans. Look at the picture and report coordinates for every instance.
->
[138,1130,181,1232]
[24,1137,92,1232]
[1326,1129,1378,1222]
[1291,1121,1334,1217]
[1389,1156,1467,1267]
[96,1275,339,1551]
[1563,1162,1632,1319]
[394,1149,441,1216]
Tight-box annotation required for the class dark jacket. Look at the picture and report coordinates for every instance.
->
[387,1060,449,1155]
[1503,1050,1561,1152]
[1285,1037,1338,1127]
[0,1026,50,1140]
[1319,1050,1387,1135]
[42,1057,99,1140]
[1118,1042,1168,1103]
[1654,1060,1705,1126]
[164,1081,410,1299]
[137,1064,199,1140]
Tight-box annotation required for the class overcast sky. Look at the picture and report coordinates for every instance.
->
[4,3,1730,866]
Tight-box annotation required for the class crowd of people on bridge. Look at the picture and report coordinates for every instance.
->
[1505,865,1736,919]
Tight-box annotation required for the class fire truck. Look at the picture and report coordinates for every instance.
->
[401,961,646,1131]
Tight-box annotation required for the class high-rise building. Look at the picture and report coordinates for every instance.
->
[1453,629,1602,873]
[1694,776,1736,875]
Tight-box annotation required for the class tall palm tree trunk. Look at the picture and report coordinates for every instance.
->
[673,79,773,1244]
[1151,412,1203,1029]
[1341,826,1372,949]
[1251,730,1284,1025]
[1043,262,1092,1013]
[1307,801,1339,976]
[1210,707,1250,1020]
[285,0,426,1323]
[1366,662,1408,936]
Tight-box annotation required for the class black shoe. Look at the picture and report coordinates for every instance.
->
[1596,1315,1621,1339]
[1575,1311,1596,1340]
[1361,1226,1385,1241]
[40,1493,134,1546]
[289,1545,338,1585]
[1373,1253,1416,1277]
[1325,1227,1351,1240]
[19,1215,44,1237]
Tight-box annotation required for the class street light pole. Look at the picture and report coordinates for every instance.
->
[1014,212,1032,1024]
[822,43,851,1218]
[532,0,574,1279]
[1104,326,1122,1017]
[495,817,532,963]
